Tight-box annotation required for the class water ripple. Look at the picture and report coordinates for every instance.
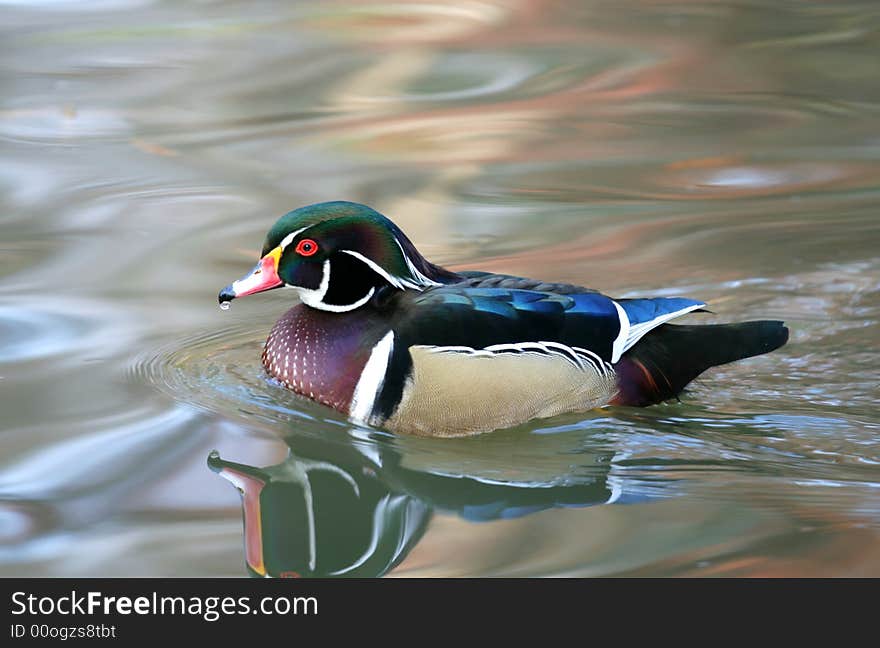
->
[0,297,135,365]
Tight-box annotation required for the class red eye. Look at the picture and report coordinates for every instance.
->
[295,239,318,257]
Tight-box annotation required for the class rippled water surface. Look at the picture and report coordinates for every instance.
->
[2,1,879,576]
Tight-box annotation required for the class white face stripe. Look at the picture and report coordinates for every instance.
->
[278,225,312,251]
[286,229,439,310]
[350,331,395,424]
[393,238,442,288]
[344,243,438,291]
[340,249,406,290]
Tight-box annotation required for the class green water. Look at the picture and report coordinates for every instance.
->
[1,1,878,576]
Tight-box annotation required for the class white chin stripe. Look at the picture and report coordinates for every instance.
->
[296,259,376,312]
[304,287,375,313]
[296,259,331,307]
[350,331,395,424]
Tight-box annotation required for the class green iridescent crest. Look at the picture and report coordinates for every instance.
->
[263,201,457,290]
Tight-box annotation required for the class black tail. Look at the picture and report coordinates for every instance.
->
[612,321,789,406]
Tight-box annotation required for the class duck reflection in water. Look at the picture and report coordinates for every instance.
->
[209,431,622,578]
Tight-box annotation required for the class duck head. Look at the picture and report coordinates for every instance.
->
[219,201,458,312]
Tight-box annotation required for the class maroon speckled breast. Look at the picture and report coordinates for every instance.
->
[262,304,379,414]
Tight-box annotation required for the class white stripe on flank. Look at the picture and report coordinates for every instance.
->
[423,345,475,354]
[350,331,395,424]
[420,341,612,378]
[611,301,630,363]
[571,346,613,377]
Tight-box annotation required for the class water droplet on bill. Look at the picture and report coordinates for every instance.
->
[219,302,230,311]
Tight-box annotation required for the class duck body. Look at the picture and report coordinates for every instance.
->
[221,201,788,438]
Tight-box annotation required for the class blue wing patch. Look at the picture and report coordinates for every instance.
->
[470,294,518,318]
[569,292,620,317]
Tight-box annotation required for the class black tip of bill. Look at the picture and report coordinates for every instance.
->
[218,285,236,309]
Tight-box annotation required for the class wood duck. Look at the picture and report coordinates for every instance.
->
[219,201,788,437]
